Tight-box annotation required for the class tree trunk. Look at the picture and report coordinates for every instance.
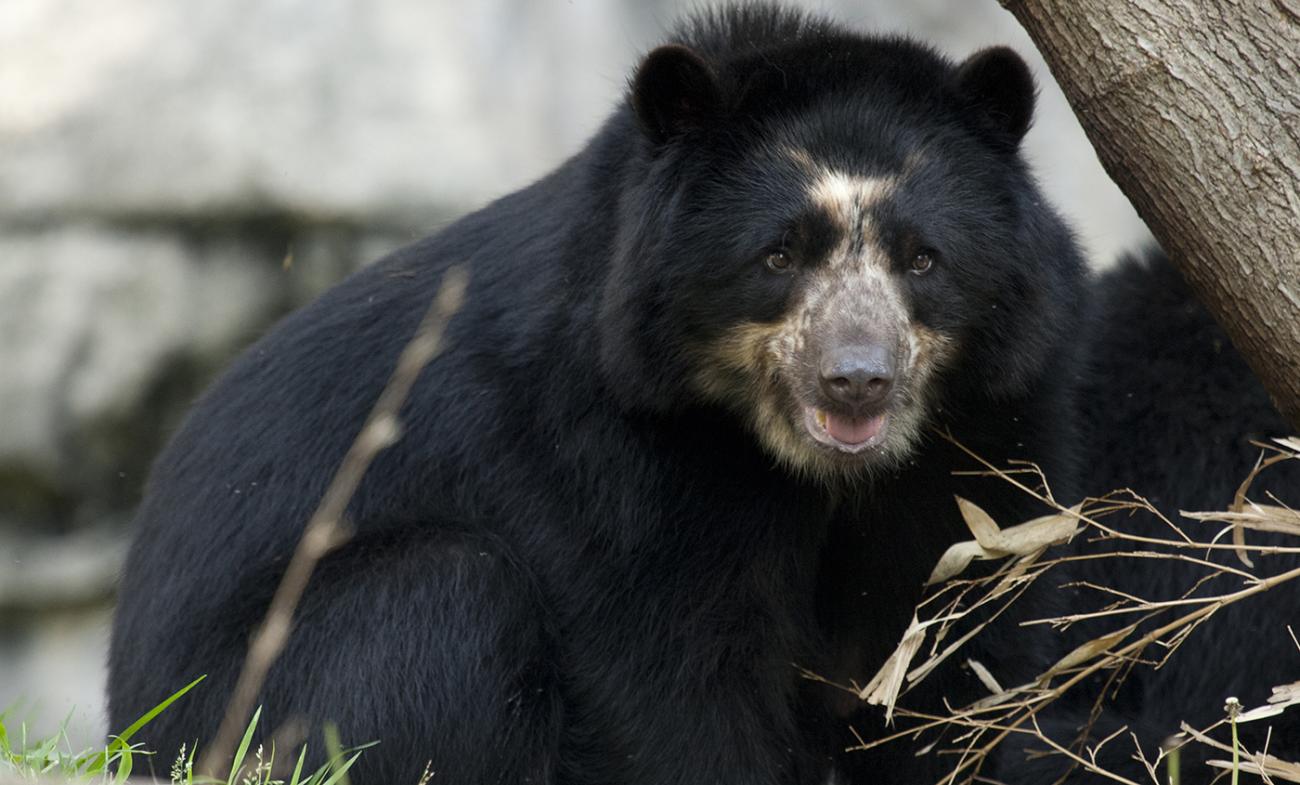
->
[1000,0,1300,430]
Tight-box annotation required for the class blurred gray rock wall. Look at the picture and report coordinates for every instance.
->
[0,0,1149,749]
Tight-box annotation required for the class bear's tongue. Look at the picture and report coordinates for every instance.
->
[818,411,885,445]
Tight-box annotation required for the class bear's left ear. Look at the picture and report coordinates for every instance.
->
[630,44,723,145]
[954,47,1036,151]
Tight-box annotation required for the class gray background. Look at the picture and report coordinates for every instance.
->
[0,0,1149,749]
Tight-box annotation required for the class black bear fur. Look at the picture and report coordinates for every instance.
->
[109,7,1084,783]
[108,6,1296,785]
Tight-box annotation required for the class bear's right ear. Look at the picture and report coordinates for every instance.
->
[630,45,723,144]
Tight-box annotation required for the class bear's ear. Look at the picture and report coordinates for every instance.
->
[630,44,723,144]
[954,47,1036,151]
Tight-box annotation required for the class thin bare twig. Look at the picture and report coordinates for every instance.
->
[197,268,467,778]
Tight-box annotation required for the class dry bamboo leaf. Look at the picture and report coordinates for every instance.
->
[1273,436,1300,454]
[859,613,926,723]
[961,499,1081,554]
[968,681,1035,711]
[1182,505,1300,536]
[1236,680,1300,723]
[1231,512,1255,568]
[1230,448,1274,567]
[1183,503,1300,571]
[1000,505,1083,553]
[927,541,988,585]
[1227,440,1300,566]
[1204,761,1300,782]
[1042,623,1138,680]
[926,502,1080,584]
[1268,680,1300,705]
[1180,722,1300,782]
[1241,503,1300,530]
[966,658,1004,695]
[957,497,1004,550]
[1204,755,1300,782]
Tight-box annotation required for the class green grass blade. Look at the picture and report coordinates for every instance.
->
[321,725,346,785]
[113,745,133,784]
[93,673,207,774]
[116,674,206,749]
[315,752,363,785]
[82,674,205,775]
[225,705,261,785]
[287,744,307,785]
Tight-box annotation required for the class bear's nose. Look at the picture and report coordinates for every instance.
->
[819,345,895,408]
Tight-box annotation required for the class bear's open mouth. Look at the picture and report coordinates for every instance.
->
[802,406,888,454]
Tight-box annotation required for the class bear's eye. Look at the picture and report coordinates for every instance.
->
[910,250,935,275]
[763,250,793,273]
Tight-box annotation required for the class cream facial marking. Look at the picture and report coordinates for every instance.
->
[689,159,957,478]
[807,170,896,270]
[799,169,911,362]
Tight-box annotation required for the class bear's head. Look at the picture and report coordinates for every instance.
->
[598,10,1083,479]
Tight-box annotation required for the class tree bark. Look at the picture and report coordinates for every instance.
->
[1001,0,1300,430]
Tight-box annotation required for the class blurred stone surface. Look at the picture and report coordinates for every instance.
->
[0,0,1148,250]
[0,227,276,486]
[0,0,1150,748]
[0,601,113,752]
[0,222,405,534]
